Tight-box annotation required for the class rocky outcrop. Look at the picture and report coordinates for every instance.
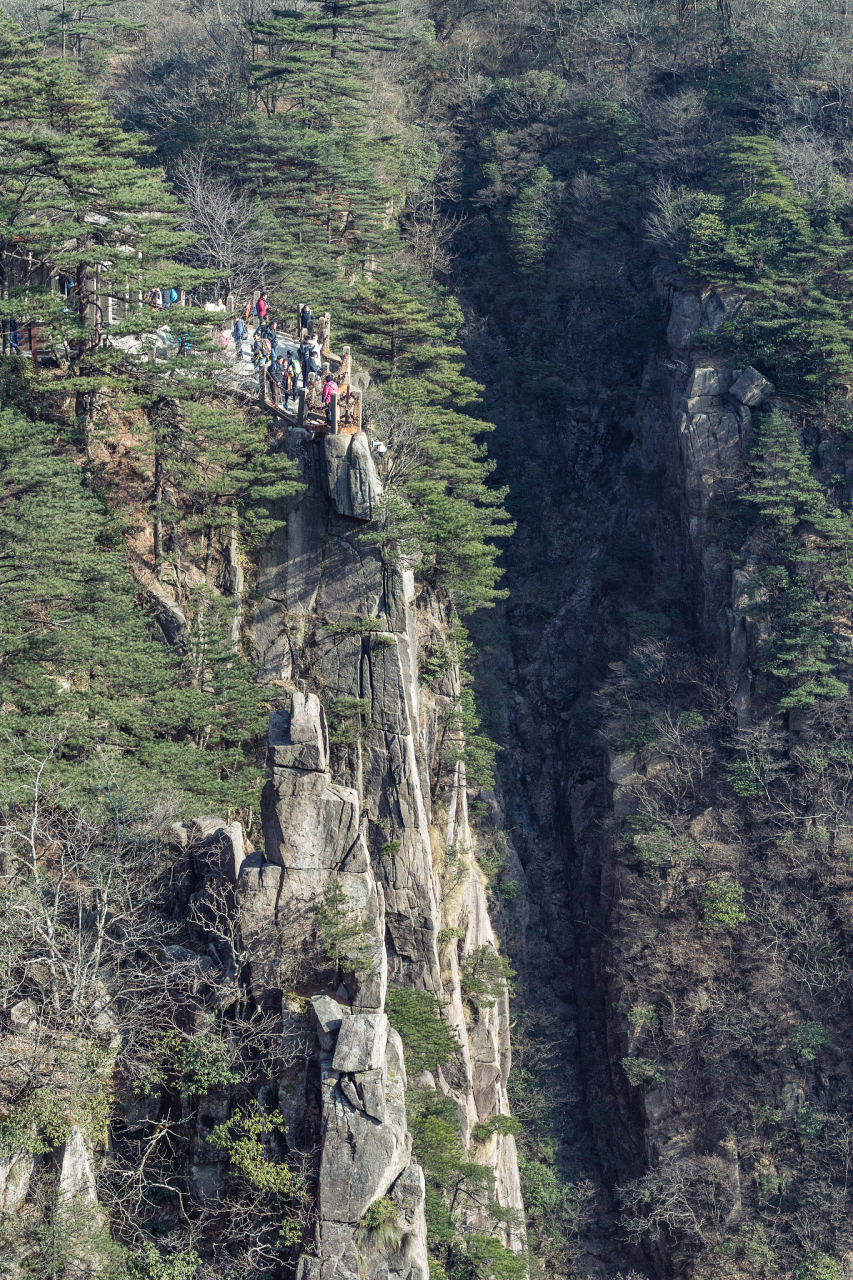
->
[0,1150,36,1214]
[248,428,526,1273]
[324,433,381,521]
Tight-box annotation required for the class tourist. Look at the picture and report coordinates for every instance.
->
[322,373,339,426]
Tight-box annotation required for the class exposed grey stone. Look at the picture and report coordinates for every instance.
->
[316,534,384,620]
[729,366,773,406]
[315,631,363,699]
[55,1126,96,1203]
[235,853,284,1000]
[269,693,329,772]
[608,754,634,785]
[264,770,359,872]
[668,289,743,349]
[9,999,38,1036]
[687,365,734,398]
[363,636,409,736]
[188,1162,223,1202]
[0,1150,35,1213]
[667,292,702,349]
[347,434,380,521]
[312,995,345,1051]
[332,1013,388,1073]
[297,1256,322,1280]
[123,1094,161,1131]
[189,817,245,883]
[155,598,189,648]
[339,1077,362,1110]
[260,482,326,613]
[324,434,381,521]
[325,435,352,515]
[340,836,369,874]
[356,1069,386,1122]
[383,564,411,634]
[684,395,718,414]
[319,1090,411,1218]
[701,289,744,333]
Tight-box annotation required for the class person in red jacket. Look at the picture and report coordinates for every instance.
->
[255,293,268,324]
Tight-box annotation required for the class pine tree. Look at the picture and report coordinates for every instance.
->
[507,166,560,273]
[211,0,402,290]
[159,400,302,584]
[0,21,213,431]
[38,0,146,64]
[685,135,853,407]
[344,278,514,612]
[0,407,270,809]
[747,412,849,709]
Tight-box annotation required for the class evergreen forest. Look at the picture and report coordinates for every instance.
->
[6,0,853,1278]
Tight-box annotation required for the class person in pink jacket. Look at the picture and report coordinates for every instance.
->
[323,374,339,426]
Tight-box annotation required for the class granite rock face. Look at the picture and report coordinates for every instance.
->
[324,433,381,521]
[248,427,525,1280]
[0,1151,36,1214]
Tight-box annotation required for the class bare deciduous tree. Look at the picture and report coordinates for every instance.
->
[173,148,270,303]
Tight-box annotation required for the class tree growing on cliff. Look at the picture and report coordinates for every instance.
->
[345,287,513,614]
[0,409,268,808]
[745,411,849,709]
[0,20,198,428]
[313,879,376,977]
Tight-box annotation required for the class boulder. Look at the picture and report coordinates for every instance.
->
[346,434,380,521]
[332,1013,388,1073]
[324,434,381,521]
[312,995,346,1051]
[0,1150,35,1213]
[263,765,359,872]
[9,999,38,1036]
[729,366,773,406]
[269,693,329,772]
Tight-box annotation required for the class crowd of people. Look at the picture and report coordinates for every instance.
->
[144,286,341,424]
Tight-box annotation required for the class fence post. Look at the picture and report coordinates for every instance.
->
[330,393,338,434]
[323,313,331,350]
[296,388,306,429]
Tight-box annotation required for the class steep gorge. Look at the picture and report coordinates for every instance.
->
[474,260,853,1278]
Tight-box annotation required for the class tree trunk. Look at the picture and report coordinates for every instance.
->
[226,518,244,652]
[153,446,164,580]
[204,524,214,585]
[0,249,7,357]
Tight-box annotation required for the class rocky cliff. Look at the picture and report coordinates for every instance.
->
[246,427,524,1280]
[0,421,524,1278]
[482,269,853,1277]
